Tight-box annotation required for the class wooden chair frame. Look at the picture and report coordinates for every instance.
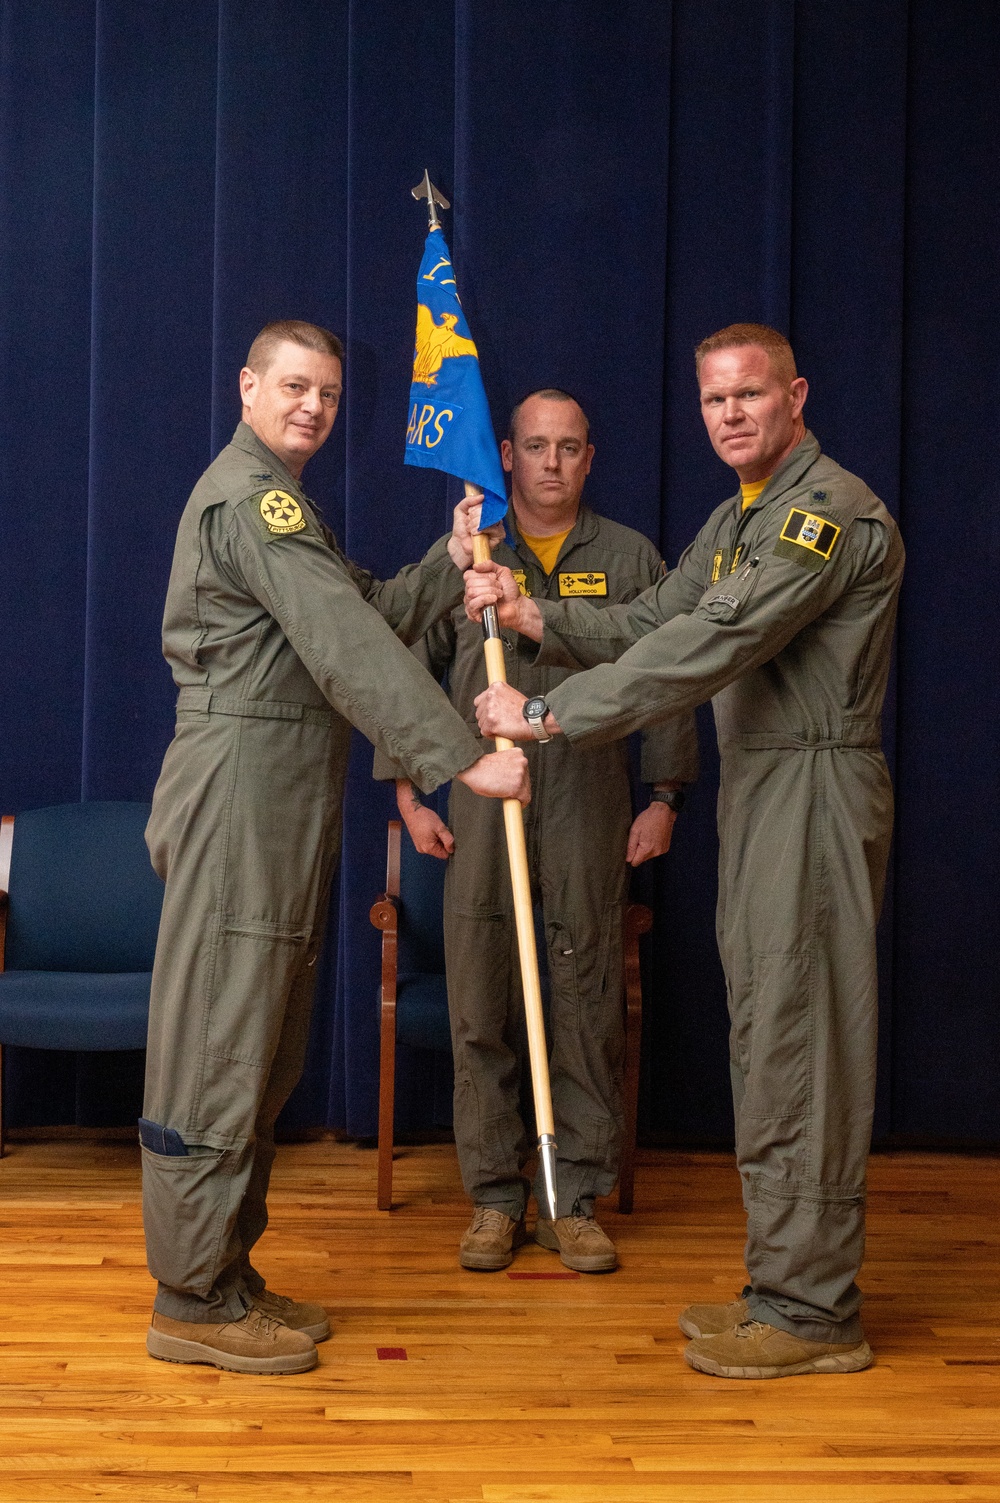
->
[370,819,653,1213]
[0,814,15,1158]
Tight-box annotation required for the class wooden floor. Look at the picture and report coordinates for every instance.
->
[0,1137,998,1502]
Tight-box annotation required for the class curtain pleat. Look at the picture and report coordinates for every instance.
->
[0,0,996,1142]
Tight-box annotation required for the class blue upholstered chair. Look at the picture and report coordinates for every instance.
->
[370,820,651,1212]
[0,801,163,1156]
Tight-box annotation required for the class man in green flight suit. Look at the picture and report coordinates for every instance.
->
[141,320,529,1376]
[376,389,698,1273]
[468,325,904,1379]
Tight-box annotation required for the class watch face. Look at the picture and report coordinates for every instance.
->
[523,697,548,719]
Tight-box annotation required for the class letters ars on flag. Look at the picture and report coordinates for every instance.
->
[404,227,507,527]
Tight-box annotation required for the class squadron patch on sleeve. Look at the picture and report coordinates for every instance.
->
[773,508,841,572]
[559,571,607,597]
[256,489,307,536]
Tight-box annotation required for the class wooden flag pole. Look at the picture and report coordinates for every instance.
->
[469,506,559,1222]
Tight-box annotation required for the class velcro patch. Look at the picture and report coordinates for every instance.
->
[711,549,724,584]
[257,489,307,536]
[559,571,607,597]
[710,593,741,610]
[511,569,531,597]
[730,543,745,574]
[773,508,841,572]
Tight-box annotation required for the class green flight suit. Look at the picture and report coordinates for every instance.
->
[533,434,903,1342]
[143,422,483,1323]
[375,506,698,1219]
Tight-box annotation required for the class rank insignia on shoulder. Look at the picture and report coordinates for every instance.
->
[559,571,607,597]
[511,569,531,597]
[773,508,841,572]
[810,489,829,503]
[257,489,307,536]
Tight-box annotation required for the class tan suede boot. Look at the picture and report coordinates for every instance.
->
[678,1296,748,1339]
[147,1307,317,1374]
[459,1208,527,1270]
[684,1319,874,1379]
[535,1215,617,1272]
[253,1288,331,1342]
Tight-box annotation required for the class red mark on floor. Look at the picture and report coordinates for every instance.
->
[507,1271,581,1280]
[377,1347,408,1360]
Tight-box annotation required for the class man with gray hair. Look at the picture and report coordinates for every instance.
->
[468,326,903,1378]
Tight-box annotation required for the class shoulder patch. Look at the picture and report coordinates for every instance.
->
[256,489,307,537]
[773,508,841,572]
[559,571,607,597]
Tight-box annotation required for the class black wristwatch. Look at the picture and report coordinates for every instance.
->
[650,787,686,812]
[522,695,552,742]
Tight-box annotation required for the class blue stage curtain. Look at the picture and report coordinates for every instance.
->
[0,0,997,1143]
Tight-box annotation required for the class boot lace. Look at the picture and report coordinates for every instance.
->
[733,1320,771,1340]
[469,1206,510,1233]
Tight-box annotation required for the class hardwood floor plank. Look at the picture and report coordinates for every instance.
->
[0,1138,998,1501]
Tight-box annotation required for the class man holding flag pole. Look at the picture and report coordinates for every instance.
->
[395,177,695,1270]
[403,173,562,1232]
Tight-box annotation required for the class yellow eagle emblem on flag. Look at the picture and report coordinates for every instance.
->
[412,304,479,387]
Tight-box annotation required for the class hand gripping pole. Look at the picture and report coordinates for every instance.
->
[470,513,558,1222]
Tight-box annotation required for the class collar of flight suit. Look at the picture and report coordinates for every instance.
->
[505,500,601,575]
[228,421,306,499]
[728,430,823,517]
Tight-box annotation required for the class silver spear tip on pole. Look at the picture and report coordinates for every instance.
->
[411,169,450,231]
[538,1134,558,1222]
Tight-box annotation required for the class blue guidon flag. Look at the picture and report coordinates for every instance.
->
[404,227,507,528]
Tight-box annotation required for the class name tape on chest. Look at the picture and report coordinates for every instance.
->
[773,508,841,572]
[559,571,607,597]
[257,489,307,536]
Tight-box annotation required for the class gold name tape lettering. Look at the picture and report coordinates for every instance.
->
[559,571,607,597]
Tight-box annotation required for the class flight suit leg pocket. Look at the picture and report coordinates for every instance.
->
[740,951,814,1131]
[549,908,624,1042]
[205,921,310,1069]
[141,1139,250,1298]
[478,1112,524,1180]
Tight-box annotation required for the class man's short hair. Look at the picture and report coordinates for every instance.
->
[694,323,797,384]
[508,387,590,441]
[245,320,345,375]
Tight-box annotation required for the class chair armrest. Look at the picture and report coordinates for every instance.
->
[369,895,398,932]
[375,821,403,1211]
